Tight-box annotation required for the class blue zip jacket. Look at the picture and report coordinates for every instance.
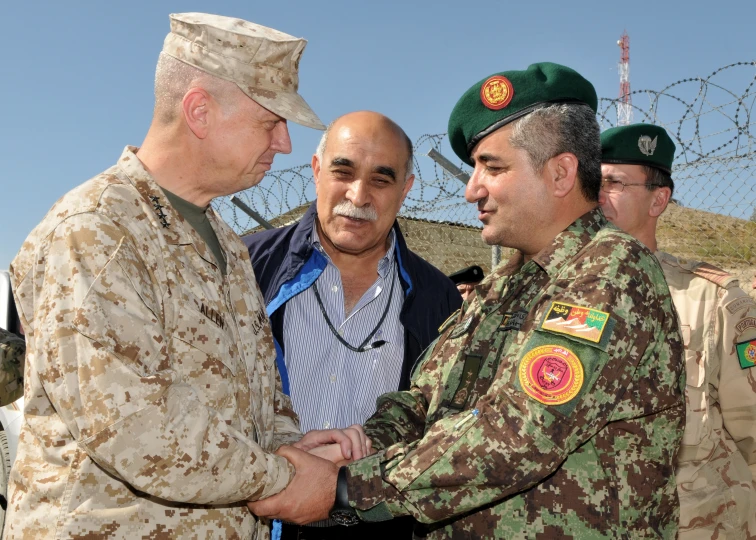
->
[242,202,462,396]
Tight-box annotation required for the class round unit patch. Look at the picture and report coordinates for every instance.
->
[480,75,514,110]
[518,345,584,405]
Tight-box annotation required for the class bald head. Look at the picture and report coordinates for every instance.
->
[316,111,414,181]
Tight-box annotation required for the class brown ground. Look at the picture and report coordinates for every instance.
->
[243,202,756,300]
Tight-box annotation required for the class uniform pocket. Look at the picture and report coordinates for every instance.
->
[172,309,239,414]
[680,324,709,448]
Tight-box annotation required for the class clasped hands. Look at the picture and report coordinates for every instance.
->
[247,424,373,524]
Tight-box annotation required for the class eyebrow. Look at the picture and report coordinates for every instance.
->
[375,166,397,181]
[474,153,503,164]
[331,157,355,168]
[330,158,397,181]
[602,173,621,181]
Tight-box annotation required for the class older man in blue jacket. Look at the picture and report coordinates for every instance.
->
[244,111,461,540]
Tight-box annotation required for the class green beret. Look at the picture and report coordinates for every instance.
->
[601,123,676,174]
[448,62,598,165]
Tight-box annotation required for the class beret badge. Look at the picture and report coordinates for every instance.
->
[638,135,658,156]
[480,75,514,111]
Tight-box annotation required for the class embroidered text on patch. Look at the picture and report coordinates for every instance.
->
[540,302,609,343]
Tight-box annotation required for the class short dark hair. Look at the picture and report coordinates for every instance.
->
[509,103,602,202]
[642,165,675,197]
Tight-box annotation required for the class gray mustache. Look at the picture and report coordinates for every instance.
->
[333,200,378,222]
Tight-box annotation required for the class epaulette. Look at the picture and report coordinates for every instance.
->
[691,262,737,289]
[438,309,461,334]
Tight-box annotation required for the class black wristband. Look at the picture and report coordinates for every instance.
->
[329,466,360,526]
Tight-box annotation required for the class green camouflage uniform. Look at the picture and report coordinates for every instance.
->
[656,252,756,538]
[347,209,685,538]
[0,328,24,407]
[5,147,300,539]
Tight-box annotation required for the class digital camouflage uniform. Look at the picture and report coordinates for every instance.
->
[0,328,24,407]
[347,209,686,538]
[5,147,300,539]
[656,252,756,539]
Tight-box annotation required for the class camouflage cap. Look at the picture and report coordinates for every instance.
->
[163,13,325,130]
[448,62,598,165]
[601,123,676,174]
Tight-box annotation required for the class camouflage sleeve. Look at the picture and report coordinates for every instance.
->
[271,373,303,450]
[32,213,292,504]
[362,334,447,452]
[0,329,24,407]
[716,287,756,477]
[348,263,683,524]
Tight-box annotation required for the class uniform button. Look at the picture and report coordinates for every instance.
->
[330,374,337,383]
[338,328,344,336]
[323,421,330,429]
[332,285,338,293]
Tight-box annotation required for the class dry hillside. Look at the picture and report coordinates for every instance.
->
[242,202,756,299]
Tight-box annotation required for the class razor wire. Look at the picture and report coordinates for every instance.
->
[214,61,756,276]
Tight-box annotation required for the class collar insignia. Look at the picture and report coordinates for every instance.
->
[149,195,170,228]
[450,316,473,339]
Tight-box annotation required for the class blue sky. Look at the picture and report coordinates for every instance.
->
[2,0,754,268]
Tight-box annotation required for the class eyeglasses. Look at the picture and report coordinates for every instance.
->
[600,178,664,193]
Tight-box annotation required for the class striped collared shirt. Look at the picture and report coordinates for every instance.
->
[282,225,405,433]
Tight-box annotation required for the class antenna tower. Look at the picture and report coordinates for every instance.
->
[617,31,632,125]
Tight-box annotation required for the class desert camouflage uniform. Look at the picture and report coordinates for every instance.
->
[0,328,24,407]
[656,252,756,539]
[347,209,685,538]
[5,147,300,539]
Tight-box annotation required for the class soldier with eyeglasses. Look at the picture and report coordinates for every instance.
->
[599,123,756,539]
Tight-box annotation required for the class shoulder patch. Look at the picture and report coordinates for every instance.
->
[735,317,756,336]
[736,339,756,369]
[540,302,611,344]
[725,296,756,315]
[692,262,736,288]
[519,345,583,405]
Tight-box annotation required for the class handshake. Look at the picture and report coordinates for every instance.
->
[248,425,373,525]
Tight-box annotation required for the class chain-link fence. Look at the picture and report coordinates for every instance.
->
[215,61,756,284]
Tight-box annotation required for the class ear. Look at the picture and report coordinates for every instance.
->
[547,153,579,198]
[181,88,213,139]
[311,153,322,194]
[649,187,672,217]
[400,174,415,204]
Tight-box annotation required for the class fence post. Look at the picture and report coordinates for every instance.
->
[492,245,501,268]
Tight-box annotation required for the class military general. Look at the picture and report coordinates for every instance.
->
[249,62,686,538]
[599,123,756,539]
[5,13,368,539]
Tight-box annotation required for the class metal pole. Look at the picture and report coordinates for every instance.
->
[426,148,470,184]
[229,195,274,230]
[492,245,501,268]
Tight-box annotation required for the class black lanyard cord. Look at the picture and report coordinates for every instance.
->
[312,263,396,353]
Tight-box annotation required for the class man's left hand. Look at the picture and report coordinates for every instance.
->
[248,445,338,524]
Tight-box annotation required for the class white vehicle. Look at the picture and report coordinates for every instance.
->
[0,270,23,535]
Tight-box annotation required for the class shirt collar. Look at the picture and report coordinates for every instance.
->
[529,207,608,278]
[310,221,396,277]
[116,146,225,268]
